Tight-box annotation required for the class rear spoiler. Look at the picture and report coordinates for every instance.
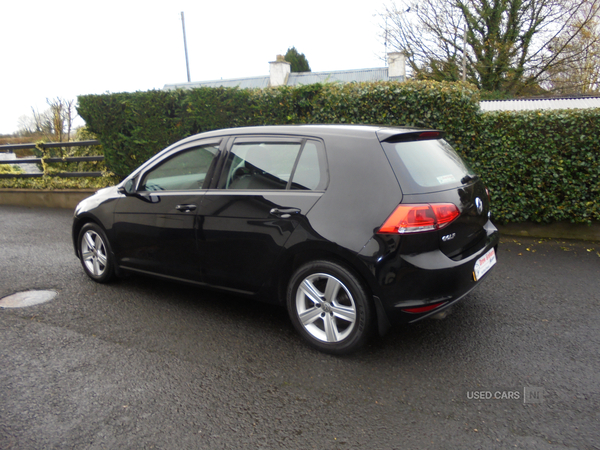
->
[377,130,446,143]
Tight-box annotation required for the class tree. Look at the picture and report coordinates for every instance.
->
[18,97,77,141]
[380,0,600,95]
[545,3,600,94]
[284,47,311,72]
[16,114,38,137]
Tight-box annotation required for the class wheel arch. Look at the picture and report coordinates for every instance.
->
[73,215,124,278]
[273,242,390,336]
[72,214,105,258]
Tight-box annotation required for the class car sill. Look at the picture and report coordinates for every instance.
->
[119,266,255,296]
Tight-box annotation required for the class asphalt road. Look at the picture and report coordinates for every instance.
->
[1,205,599,450]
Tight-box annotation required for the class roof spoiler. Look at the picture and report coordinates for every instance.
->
[377,129,446,143]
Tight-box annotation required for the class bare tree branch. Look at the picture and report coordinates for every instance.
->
[378,0,600,94]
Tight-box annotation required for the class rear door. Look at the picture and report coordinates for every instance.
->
[197,136,328,293]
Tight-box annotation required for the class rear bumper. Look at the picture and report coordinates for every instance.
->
[361,220,499,326]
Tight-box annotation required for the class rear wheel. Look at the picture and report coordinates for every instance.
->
[78,223,114,283]
[287,260,373,355]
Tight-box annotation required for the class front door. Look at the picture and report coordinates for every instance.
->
[113,141,221,281]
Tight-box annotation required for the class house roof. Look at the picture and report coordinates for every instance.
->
[164,76,270,90]
[164,64,600,113]
[163,67,402,91]
[287,68,392,85]
[480,97,600,112]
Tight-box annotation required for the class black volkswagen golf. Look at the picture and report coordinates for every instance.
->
[73,125,499,354]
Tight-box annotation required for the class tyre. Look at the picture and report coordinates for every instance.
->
[287,260,373,355]
[78,223,115,283]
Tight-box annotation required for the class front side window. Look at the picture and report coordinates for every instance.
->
[140,145,219,191]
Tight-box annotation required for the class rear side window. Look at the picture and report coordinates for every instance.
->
[290,141,322,190]
[382,139,475,193]
[219,139,327,190]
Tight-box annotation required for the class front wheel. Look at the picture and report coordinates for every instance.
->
[78,223,115,283]
[287,260,373,355]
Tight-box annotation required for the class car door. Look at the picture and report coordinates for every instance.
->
[112,140,222,281]
[197,136,328,294]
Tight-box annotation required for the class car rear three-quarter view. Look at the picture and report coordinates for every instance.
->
[72,125,499,355]
[356,129,498,330]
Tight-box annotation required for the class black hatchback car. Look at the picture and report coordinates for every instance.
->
[73,125,498,354]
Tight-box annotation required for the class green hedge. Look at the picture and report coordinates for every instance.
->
[0,174,120,190]
[76,90,191,178]
[77,81,480,177]
[470,109,600,224]
[76,81,600,225]
[0,127,119,191]
[0,164,23,175]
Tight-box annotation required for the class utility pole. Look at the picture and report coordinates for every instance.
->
[462,27,467,82]
[181,12,191,82]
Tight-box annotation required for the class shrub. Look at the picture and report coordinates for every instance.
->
[0,128,118,190]
[78,81,480,176]
[76,81,600,224]
[0,164,23,174]
[470,109,600,224]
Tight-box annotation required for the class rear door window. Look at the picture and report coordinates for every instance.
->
[218,138,327,190]
[290,141,322,190]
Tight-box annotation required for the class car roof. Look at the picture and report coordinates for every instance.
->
[177,124,435,144]
[125,124,445,186]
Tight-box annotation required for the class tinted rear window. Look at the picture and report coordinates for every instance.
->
[382,139,475,194]
[218,138,328,191]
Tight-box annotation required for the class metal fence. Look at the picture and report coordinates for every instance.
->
[0,140,104,178]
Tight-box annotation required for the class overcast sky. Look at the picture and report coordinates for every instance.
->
[0,1,388,135]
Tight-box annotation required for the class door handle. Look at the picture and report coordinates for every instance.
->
[176,204,197,212]
[269,207,301,219]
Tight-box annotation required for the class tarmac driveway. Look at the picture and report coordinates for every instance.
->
[1,205,599,449]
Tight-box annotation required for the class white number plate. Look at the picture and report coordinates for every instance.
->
[473,248,496,281]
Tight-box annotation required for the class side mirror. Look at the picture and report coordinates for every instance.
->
[138,192,161,203]
[117,183,160,203]
[118,179,135,196]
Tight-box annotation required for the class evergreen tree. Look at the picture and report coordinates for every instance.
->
[284,47,311,72]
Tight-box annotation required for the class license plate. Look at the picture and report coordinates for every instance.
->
[473,248,496,281]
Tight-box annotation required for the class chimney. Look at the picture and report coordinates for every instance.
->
[269,55,291,87]
[388,52,406,80]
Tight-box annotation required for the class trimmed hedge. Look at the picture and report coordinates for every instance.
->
[0,174,119,190]
[77,81,480,177]
[472,110,600,224]
[77,81,600,224]
[76,90,190,178]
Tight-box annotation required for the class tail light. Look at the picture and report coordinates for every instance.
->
[378,203,460,234]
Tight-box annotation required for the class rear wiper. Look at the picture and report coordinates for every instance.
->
[461,174,479,184]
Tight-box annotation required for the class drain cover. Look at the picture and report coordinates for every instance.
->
[0,290,57,308]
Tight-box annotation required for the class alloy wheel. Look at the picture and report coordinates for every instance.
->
[81,230,108,277]
[295,272,357,343]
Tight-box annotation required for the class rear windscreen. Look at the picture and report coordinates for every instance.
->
[382,139,476,194]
